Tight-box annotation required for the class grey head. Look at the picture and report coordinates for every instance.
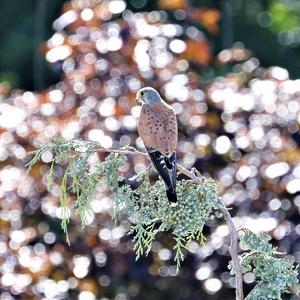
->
[136,87,162,104]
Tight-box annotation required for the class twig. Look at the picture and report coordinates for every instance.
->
[170,164,244,300]
[74,142,244,300]
[219,198,244,300]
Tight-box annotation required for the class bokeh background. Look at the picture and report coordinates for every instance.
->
[0,0,300,299]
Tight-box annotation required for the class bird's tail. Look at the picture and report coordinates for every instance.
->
[147,149,178,206]
[166,188,177,206]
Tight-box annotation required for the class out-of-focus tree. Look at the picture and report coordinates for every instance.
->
[2,0,300,90]
[0,0,299,299]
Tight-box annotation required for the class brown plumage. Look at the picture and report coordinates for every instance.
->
[138,102,177,156]
[136,87,178,205]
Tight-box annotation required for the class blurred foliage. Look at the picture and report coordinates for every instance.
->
[0,0,300,299]
[2,0,300,90]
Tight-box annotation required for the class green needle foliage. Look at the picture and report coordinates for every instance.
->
[26,136,299,298]
[230,229,299,300]
[26,136,220,267]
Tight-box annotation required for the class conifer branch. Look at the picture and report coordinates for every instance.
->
[27,137,299,300]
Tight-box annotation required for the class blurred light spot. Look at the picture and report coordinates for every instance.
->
[95,251,107,267]
[159,266,168,277]
[174,9,186,20]
[120,135,131,146]
[61,121,81,140]
[29,257,44,273]
[73,256,90,278]
[41,103,56,116]
[278,30,294,46]
[268,198,281,211]
[131,106,141,118]
[243,217,277,233]
[84,53,96,64]
[98,97,115,117]
[81,8,94,21]
[243,272,255,284]
[105,117,121,131]
[293,166,300,178]
[99,228,111,240]
[130,0,147,9]
[265,162,289,179]
[109,0,126,14]
[218,49,231,63]
[10,230,25,244]
[189,116,203,127]
[68,277,78,289]
[176,59,189,71]
[162,24,177,37]
[88,129,104,142]
[286,179,300,194]
[112,226,125,239]
[257,11,272,28]
[49,89,63,102]
[0,104,26,129]
[128,77,142,91]
[235,136,250,149]
[41,279,58,298]
[48,32,64,47]
[165,76,189,101]
[73,82,85,94]
[195,265,212,280]
[281,199,291,211]
[53,10,78,31]
[270,136,282,149]
[107,37,123,51]
[236,166,251,182]
[100,136,113,148]
[44,232,56,244]
[46,46,72,63]
[204,278,222,294]
[169,39,186,53]
[214,136,231,154]
[1,273,15,286]
[168,265,178,276]
[249,127,264,141]
[79,291,96,300]
[57,280,69,293]
[216,224,229,237]
[270,67,288,81]
[122,116,136,130]
[49,251,63,265]
[99,275,111,286]
[274,223,289,240]
[158,248,172,260]
[195,134,210,146]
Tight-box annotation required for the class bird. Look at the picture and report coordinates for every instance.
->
[136,87,178,205]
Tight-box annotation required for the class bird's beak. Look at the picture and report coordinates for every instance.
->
[136,96,141,103]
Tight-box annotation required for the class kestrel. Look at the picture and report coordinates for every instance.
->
[136,87,178,205]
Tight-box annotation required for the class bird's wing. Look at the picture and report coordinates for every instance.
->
[164,105,177,155]
[138,102,177,156]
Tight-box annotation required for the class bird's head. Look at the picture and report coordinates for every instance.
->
[136,87,161,104]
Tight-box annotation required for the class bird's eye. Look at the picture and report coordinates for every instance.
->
[140,91,144,96]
